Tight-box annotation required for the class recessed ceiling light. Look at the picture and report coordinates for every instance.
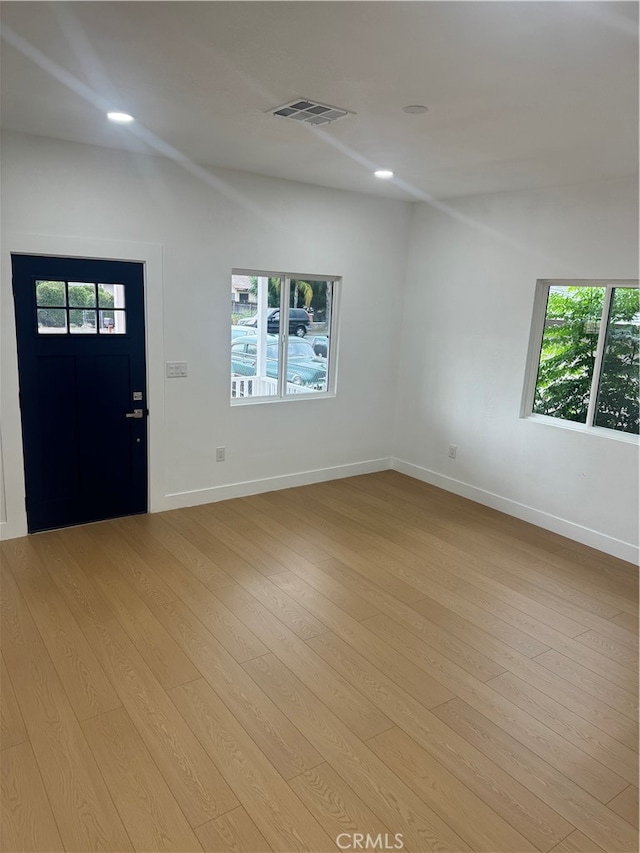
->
[107,112,134,123]
[374,169,394,179]
[402,105,428,114]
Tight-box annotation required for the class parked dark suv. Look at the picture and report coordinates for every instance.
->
[239,308,311,337]
[267,308,311,337]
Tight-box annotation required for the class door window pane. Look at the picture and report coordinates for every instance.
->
[68,282,96,307]
[594,287,640,434]
[98,283,125,308]
[61,283,98,332]
[70,310,97,333]
[99,309,126,334]
[35,281,65,306]
[37,308,67,333]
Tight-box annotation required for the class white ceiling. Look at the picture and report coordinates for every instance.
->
[1,1,638,200]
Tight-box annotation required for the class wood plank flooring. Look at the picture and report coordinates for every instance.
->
[1,471,638,853]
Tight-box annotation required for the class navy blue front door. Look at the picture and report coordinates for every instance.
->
[12,254,148,533]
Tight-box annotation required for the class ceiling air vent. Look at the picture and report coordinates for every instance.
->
[269,99,354,126]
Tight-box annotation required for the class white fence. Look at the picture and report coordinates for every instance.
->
[231,375,309,398]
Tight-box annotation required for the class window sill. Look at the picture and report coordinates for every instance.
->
[231,391,336,406]
[523,413,639,444]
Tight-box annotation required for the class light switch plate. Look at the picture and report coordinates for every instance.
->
[166,361,188,378]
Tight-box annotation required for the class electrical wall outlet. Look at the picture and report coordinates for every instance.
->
[166,361,188,378]
[448,444,457,459]
[216,446,225,462]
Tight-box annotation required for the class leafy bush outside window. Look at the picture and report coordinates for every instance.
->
[526,281,639,436]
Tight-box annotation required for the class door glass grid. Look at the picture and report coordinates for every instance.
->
[35,280,126,334]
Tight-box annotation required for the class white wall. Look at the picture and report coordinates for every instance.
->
[394,179,639,562]
[0,132,410,537]
[2,132,637,562]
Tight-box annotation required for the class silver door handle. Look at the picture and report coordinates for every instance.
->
[125,408,143,419]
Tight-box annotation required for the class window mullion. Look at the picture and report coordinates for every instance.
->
[279,278,290,398]
[256,276,269,379]
[585,285,614,427]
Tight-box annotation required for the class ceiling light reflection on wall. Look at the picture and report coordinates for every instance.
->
[374,170,394,179]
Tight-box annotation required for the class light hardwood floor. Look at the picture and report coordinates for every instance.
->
[1,471,638,853]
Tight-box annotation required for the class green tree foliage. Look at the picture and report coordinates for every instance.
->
[98,287,116,328]
[594,288,639,434]
[35,281,66,306]
[533,286,639,434]
[35,282,114,328]
[248,277,326,313]
[35,281,66,326]
[290,280,313,309]
[249,276,281,307]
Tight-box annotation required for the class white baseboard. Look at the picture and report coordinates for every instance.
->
[0,459,392,539]
[4,455,636,566]
[161,457,393,511]
[392,458,639,566]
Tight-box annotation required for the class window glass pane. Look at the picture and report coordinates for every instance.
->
[594,288,640,434]
[98,283,125,308]
[231,274,254,322]
[286,279,331,395]
[532,286,605,424]
[36,280,65,306]
[99,309,126,334]
[37,308,67,333]
[68,282,96,307]
[231,274,282,398]
[70,310,97,333]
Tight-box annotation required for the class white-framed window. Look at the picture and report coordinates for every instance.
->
[230,269,339,403]
[522,280,639,437]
